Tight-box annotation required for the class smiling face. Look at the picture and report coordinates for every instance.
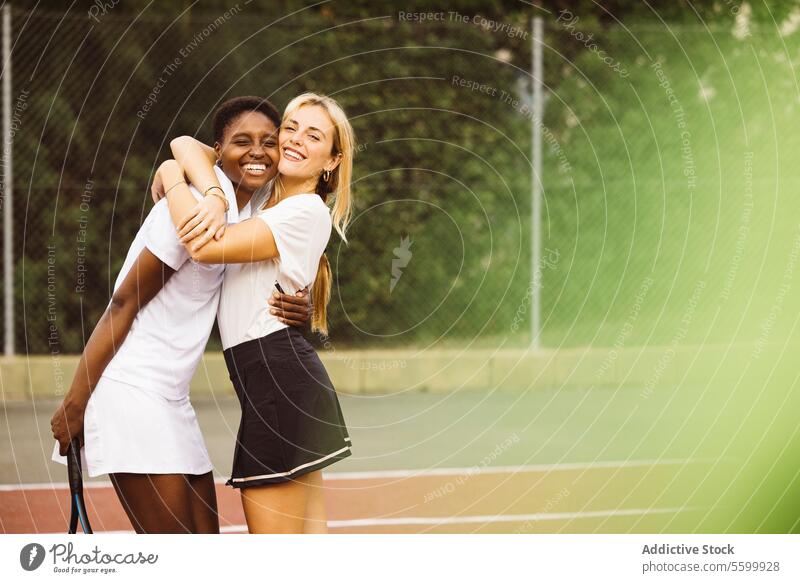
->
[278,104,340,182]
[215,110,279,195]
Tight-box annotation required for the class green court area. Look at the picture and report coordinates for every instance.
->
[1,377,782,533]
[0,381,725,482]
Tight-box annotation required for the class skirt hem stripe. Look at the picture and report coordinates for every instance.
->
[229,444,352,483]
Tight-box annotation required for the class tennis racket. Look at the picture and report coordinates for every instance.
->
[67,437,93,534]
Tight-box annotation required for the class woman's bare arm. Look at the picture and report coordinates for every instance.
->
[159,159,278,263]
[165,137,228,246]
[158,159,221,233]
[189,218,280,263]
[50,248,174,455]
[150,138,216,203]
[170,136,218,193]
[157,159,312,325]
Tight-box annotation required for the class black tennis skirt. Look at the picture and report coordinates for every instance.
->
[223,327,351,488]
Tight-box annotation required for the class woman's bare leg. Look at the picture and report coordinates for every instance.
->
[110,472,219,534]
[186,472,220,533]
[303,471,328,533]
[240,473,316,534]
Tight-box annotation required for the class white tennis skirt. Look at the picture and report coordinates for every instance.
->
[51,375,213,477]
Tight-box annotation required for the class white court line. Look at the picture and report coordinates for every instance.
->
[322,458,713,481]
[0,458,714,491]
[0,481,114,491]
[326,506,695,528]
[43,507,697,534]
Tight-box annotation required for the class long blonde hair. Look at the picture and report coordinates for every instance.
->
[269,92,355,335]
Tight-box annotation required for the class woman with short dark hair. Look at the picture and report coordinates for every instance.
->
[50,96,310,533]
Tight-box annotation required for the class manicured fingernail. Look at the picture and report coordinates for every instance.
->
[273,291,279,298]
[270,309,277,315]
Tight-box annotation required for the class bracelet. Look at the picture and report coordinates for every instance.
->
[164,180,186,196]
[203,185,229,212]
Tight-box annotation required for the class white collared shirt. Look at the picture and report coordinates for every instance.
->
[217,193,332,350]
[102,166,241,399]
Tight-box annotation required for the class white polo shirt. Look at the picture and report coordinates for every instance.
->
[217,193,332,350]
[102,166,242,400]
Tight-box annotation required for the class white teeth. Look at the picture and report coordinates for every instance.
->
[284,149,303,161]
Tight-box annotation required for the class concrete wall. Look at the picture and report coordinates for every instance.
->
[0,342,763,401]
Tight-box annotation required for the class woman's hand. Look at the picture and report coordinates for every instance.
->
[157,159,228,251]
[178,196,228,251]
[50,394,87,456]
[268,287,312,327]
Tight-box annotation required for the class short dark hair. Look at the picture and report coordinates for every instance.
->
[211,96,281,144]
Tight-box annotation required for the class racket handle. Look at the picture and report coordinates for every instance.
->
[66,437,83,494]
[68,499,79,534]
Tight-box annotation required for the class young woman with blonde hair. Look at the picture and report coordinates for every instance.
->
[50,96,313,533]
[156,92,354,533]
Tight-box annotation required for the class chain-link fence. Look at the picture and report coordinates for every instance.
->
[3,4,798,355]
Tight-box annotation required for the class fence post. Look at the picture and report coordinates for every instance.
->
[530,15,543,350]
[2,4,12,357]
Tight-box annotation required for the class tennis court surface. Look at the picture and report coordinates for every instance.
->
[2,387,738,533]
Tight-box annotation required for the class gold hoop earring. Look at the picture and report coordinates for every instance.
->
[323,169,331,181]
